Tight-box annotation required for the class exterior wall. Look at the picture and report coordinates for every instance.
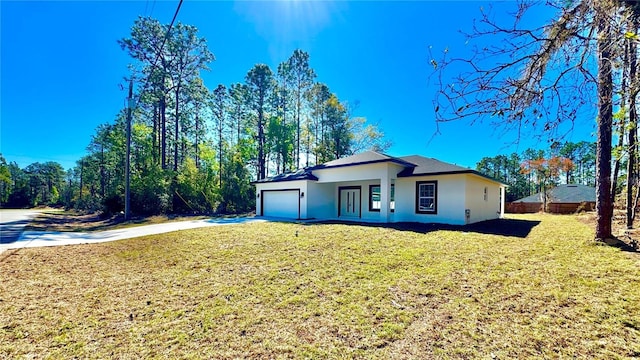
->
[254,180,309,219]
[393,174,467,225]
[306,182,335,219]
[329,180,391,221]
[314,162,405,222]
[313,162,404,184]
[255,163,504,225]
[464,175,503,223]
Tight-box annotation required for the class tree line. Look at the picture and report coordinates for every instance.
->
[475,141,596,202]
[0,17,387,215]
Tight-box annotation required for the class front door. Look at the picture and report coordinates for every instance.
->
[339,187,361,218]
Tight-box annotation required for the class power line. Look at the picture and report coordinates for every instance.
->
[149,0,157,17]
[124,0,183,220]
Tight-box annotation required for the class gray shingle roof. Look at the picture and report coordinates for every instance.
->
[397,155,472,176]
[253,151,503,185]
[396,155,504,184]
[252,168,318,184]
[514,184,596,203]
[311,151,416,170]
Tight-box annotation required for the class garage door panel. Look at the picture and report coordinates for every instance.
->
[262,190,299,219]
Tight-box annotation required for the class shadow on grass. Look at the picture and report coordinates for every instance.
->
[25,212,125,232]
[599,237,639,253]
[308,218,541,239]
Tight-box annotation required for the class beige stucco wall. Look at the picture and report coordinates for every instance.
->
[464,174,504,223]
[393,174,467,225]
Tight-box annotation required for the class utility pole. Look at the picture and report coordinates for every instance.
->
[125,78,133,220]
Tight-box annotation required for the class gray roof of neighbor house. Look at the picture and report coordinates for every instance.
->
[251,168,318,184]
[253,151,504,184]
[513,184,596,203]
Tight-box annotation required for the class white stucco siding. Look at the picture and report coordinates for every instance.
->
[306,182,335,219]
[313,162,404,222]
[313,162,405,183]
[255,180,309,219]
[464,175,503,223]
[393,175,467,225]
[330,180,387,221]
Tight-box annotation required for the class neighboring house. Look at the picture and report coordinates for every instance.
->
[507,184,596,214]
[252,151,506,225]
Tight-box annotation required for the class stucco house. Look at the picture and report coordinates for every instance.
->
[252,151,506,225]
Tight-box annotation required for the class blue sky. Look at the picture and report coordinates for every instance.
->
[1,1,596,171]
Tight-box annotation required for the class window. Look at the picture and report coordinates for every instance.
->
[484,187,488,201]
[416,181,437,214]
[369,184,395,212]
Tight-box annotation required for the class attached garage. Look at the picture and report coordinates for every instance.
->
[261,189,300,219]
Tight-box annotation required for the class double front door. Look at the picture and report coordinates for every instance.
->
[339,187,360,218]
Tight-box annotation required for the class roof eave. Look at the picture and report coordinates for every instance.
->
[311,158,416,171]
[398,169,507,185]
[251,175,319,185]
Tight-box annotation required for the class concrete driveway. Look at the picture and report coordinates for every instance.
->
[0,209,46,244]
[0,216,268,253]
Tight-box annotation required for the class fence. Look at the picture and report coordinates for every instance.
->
[506,201,595,214]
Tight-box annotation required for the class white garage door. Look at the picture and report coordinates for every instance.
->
[262,190,300,219]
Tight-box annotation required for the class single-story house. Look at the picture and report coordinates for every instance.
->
[506,184,596,214]
[252,151,506,225]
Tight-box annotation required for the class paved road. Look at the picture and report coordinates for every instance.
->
[0,216,269,253]
[0,209,46,244]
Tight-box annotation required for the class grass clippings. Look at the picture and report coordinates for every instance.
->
[1,214,639,358]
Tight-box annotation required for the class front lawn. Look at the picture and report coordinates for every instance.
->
[1,214,639,358]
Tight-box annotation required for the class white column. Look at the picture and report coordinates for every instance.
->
[500,186,505,218]
[380,176,390,222]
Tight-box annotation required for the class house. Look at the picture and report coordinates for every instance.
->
[507,184,596,214]
[252,151,506,225]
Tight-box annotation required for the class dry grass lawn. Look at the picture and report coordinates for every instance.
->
[24,210,212,232]
[1,214,639,359]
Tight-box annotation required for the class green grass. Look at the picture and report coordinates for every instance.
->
[1,214,639,359]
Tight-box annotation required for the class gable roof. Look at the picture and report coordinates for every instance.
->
[397,155,505,184]
[514,184,596,203]
[253,151,504,185]
[310,151,416,170]
[397,155,472,176]
[252,168,318,184]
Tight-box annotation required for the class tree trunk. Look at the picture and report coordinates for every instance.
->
[173,81,180,172]
[100,143,105,198]
[218,104,223,188]
[258,91,266,181]
[79,159,84,203]
[195,106,200,169]
[613,36,629,204]
[161,95,167,169]
[627,15,638,228]
[595,9,614,240]
[153,103,158,165]
[296,85,301,169]
[282,85,288,172]
[236,105,241,146]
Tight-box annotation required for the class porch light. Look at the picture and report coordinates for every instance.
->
[257,193,260,198]
[300,192,305,198]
